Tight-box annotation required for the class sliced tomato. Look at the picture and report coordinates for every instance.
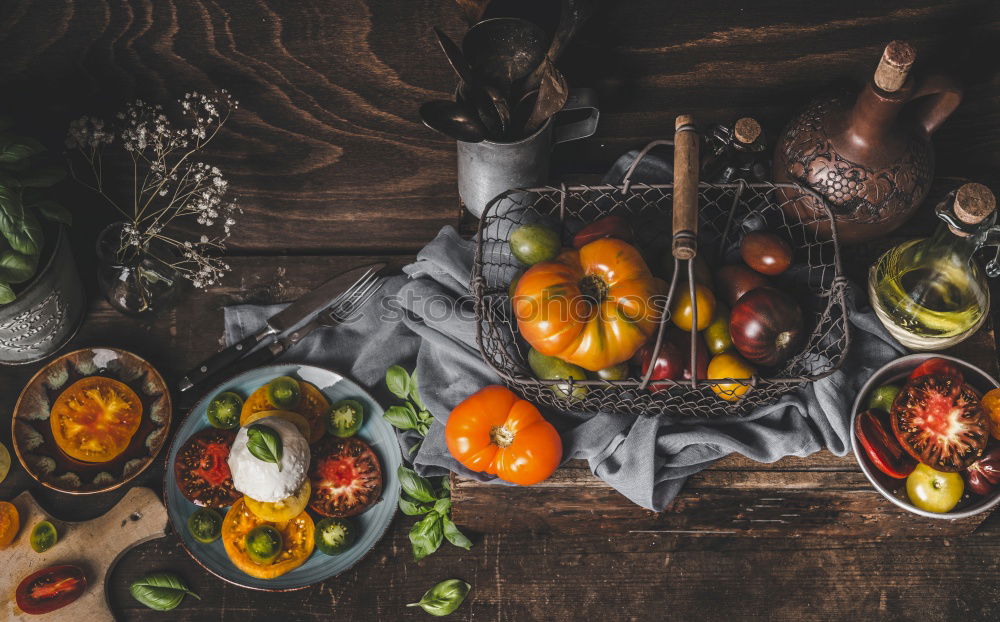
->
[891,375,990,472]
[50,376,142,463]
[174,428,240,508]
[308,437,383,517]
[854,409,916,479]
[908,358,964,384]
[16,565,87,615]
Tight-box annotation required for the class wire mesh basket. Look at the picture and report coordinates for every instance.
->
[472,134,851,417]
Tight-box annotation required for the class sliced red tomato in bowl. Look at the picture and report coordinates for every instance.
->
[174,428,241,508]
[854,409,916,479]
[16,565,87,615]
[308,436,383,517]
[890,374,990,472]
[908,357,964,384]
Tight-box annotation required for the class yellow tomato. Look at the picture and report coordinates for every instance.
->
[982,388,1000,440]
[0,501,20,549]
[241,381,328,443]
[670,283,716,332]
[245,481,312,522]
[222,497,315,580]
[50,377,142,463]
[707,351,755,402]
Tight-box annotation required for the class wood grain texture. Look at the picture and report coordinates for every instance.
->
[2,0,998,252]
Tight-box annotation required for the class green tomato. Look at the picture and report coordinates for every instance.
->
[245,525,283,564]
[0,441,10,485]
[528,348,588,400]
[704,302,732,355]
[30,520,58,553]
[315,517,357,555]
[867,384,900,413]
[207,391,243,429]
[592,362,629,381]
[509,224,560,266]
[187,508,223,543]
[327,399,364,438]
[906,463,964,514]
[266,376,301,409]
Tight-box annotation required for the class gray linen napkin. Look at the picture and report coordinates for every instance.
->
[224,152,907,512]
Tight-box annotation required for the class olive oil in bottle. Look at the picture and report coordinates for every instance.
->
[869,183,999,350]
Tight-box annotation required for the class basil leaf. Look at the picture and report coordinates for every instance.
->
[410,511,443,561]
[0,249,36,284]
[129,572,200,611]
[433,497,452,515]
[440,476,451,494]
[0,281,15,304]
[398,465,436,502]
[399,497,432,516]
[384,405,419,431]
[409,369,425,409]
[406,579,471,617]
[442,516,472,551]
[386,365,411,399]
[0,136,43,164]
[246,424,283,471]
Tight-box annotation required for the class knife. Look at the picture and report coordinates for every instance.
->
[178,262,385,392]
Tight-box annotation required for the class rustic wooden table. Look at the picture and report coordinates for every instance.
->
[3,1,1000,620]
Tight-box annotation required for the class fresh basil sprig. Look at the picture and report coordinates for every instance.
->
[397,465,472,560]
[407,579,471,617]
[129,572,200,611]
[246,424,283,471]
[384,366,434,442]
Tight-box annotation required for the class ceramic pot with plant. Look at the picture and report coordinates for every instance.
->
[0,116,84,365]
[67,91,240,315]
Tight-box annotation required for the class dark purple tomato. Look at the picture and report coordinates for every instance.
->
[572,215,634,248]
[729,287,804,367]
[715,264,769,306]
[637,341,683,392]
[740,231,793,276]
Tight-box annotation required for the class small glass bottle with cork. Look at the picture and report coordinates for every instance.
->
[702,117,769,183]
[869,182,1000,350]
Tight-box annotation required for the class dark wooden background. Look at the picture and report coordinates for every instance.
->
[2,0,1000,620]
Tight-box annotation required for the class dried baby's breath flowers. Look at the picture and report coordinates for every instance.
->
[67,90,241,288]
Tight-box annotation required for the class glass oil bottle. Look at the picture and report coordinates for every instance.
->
[869,183,1000,350]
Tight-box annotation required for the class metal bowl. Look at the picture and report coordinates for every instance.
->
[851,353,1000,520]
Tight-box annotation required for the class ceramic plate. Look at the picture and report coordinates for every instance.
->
[12,347,172,494]
[164,364,401,591]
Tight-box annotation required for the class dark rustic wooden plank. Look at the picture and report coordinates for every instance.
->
[1,1,998,252]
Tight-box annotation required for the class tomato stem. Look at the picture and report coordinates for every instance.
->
[578,274,608,304]
[489,425,515,448]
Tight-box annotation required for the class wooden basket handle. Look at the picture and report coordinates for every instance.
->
[672,115,700,259]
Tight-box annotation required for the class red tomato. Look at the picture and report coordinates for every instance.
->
[854,409,916,479]
[16,565,87,615]
[572,215,635,248]
[446,386,562,486]
[908,358,964,384]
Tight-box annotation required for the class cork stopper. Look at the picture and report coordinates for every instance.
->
[874,40,916,93]
[733,117,761,145]
[954,183,996,225]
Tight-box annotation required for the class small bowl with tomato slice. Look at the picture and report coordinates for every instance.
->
[851,354,1000,519]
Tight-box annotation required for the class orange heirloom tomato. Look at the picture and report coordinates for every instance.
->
[222,497,315,580]
[513,237,665,371]
[50,377,142,463]
[0,501,20,548]
[446,386,562,486]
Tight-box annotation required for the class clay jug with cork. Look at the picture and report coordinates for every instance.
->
[773,41,963,244]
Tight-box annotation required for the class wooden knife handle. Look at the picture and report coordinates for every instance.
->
[672,114,700,259]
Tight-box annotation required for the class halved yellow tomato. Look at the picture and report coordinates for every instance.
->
[50,377,142,463]
[221,497,315,579]
[242,410,312,441]
[241,381,327,443]
[244,480,312,522]
[0,501,19,549]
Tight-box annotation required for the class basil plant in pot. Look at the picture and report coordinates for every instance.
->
[0,117,84,365]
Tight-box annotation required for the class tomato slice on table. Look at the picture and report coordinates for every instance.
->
[174,428,240,508]
[50,377,142,463]
[308,436,383,517]
[854,409,916,479]
[16,565,87,615]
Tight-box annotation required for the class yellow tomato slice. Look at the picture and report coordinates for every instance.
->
[241,381,327,443]
[982,388,1000,441]
[244,480,311,522]
[241,410,311,441]
[0,501,20,549]
[50,377,142,463]
[221,497,315,579]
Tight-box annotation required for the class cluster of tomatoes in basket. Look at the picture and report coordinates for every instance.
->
[506,215,807,402]
[855,358,1000,513]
